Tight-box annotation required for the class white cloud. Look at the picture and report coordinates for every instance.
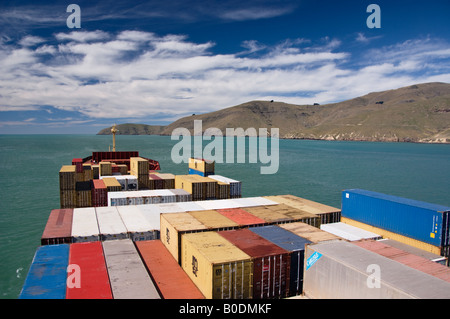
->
[0,31,449,121]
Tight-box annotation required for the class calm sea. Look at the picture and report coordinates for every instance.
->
[0,134,449,299]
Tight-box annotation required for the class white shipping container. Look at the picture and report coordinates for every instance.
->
[71,207,100,242]
[231,197,278,208]
[303,240,450,299]
[117,206,158,241]
[208,175,242,197]
[108,190,177,206]
[320,222,382,241]
[137,205,162,233]
[95,206,128,241]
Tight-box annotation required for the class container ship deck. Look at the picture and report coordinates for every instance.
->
[19,136,450,299]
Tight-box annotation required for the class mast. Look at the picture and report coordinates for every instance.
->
[111,124,118,152]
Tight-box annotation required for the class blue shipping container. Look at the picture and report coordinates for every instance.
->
[188,168,206,177]
[250,225,311,296]
[19,244,70,299]
[341,189,450,249]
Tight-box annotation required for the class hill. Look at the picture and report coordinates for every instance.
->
[97,123,166,135]
[98,82,450,143]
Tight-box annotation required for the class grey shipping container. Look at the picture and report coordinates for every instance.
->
[303,240,450,299]
[102,239,161,299]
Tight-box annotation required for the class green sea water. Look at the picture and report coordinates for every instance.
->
[0,134,449,299]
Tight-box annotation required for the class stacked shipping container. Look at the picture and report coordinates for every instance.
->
[341,189,450,259]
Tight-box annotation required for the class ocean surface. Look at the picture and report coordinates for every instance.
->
[0,134,449,299]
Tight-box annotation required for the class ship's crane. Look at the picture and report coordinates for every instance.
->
[110,124,118,152]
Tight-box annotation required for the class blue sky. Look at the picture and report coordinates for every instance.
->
[0,0,449,133]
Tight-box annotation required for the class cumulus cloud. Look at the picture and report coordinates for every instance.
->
[0,31,449,122]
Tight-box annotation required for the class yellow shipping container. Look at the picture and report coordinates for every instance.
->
[188,210,238,230]
[190,175,217,199]
[279,222,341,243]
[181,232,253,299]
[99,162,112,176]
[265,195,341,224]
[116,164,128,175]
[76,190,92,208]
[175,175,205,200]
[216,182,230,199]
[59,165,77,190]
[155,173,175,189]
[130,157,149,176]
[102,177,122,192]
[60,189,76,208]
[243,205,293,224]
[82,164,93,181]
[92,164,99,179]
[341,217,442,256]
[160,212,208,263]
[189,158,215,174]
[267,204,321,227]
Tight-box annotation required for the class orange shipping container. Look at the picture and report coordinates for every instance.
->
[135,240,205,299]
[217,208,267,227]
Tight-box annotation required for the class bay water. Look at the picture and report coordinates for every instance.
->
[0,134,449,298]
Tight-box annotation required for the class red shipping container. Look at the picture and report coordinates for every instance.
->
[66,242,113,299]
[149,174,164,189]
[217,208,267,227]
[218,228,291,299]
[72,158,83,173]
[353,240,450,283]
[91,179,107,207]
[135,240,205,299]
[41,209,74,245]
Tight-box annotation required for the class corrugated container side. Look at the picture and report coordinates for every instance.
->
[264,194,341,224]
[41,209,74,245]
[342,189,450,249]
[218,229,291,299]
[303,240,450,299]
[378,239,448,265]
[102,239,161,299]
[160,212,207,263]
[102,177,122,192]
[135,240,205,299]
[92,179,107,207]
[280,222,341,243]
[341,216,443,256]
[66,242,113,299]
[95,206,128,241]
[250,225,311,296]
[99,162,112,176]
[60,189,76,208]
[216,182,230,199]
[181,232,253,299]
[353,240,450,283]
[216,208,267,227]
[59,165,76,190]
[19,244,70,299]
[71,207,100,243]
